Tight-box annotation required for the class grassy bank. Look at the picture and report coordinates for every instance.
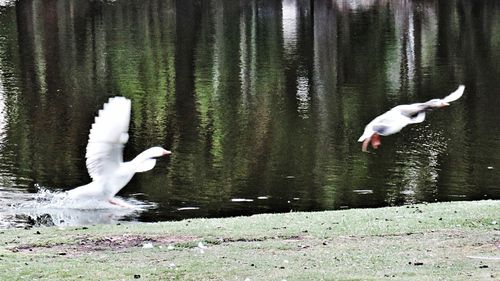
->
[0,200,498,280]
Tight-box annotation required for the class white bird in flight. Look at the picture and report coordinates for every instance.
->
[64,97,171,207]
[358,85,465,152]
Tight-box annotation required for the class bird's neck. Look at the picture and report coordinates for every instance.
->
[126,149,158,173]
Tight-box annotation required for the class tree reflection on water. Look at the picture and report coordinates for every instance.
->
[0,0,498,226]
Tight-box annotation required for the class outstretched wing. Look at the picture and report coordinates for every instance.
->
[407,111,426,124]
[85,97,131,181]
[358,109,426,142]
[442,85,465,103]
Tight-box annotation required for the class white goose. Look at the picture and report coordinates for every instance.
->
[64,97,171,206]
[358,85,465,152]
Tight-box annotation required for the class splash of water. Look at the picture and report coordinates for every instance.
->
[10,184,153,210]
[1,184,156,228]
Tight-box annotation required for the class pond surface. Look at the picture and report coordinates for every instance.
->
[0,0,499,227]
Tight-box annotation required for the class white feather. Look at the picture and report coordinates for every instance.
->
[358,85,465,150]
[85,97,131,181]
[64,97,171,206]
[442,85,465,103]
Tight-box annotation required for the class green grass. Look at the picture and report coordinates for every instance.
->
[0,200,498,280]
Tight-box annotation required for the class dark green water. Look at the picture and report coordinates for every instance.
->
[0,0,499,226]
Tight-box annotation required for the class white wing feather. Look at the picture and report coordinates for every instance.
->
[358,85,464,147]
[358,110,426,142]
[85,97,131,180]
[442,85,465,103]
